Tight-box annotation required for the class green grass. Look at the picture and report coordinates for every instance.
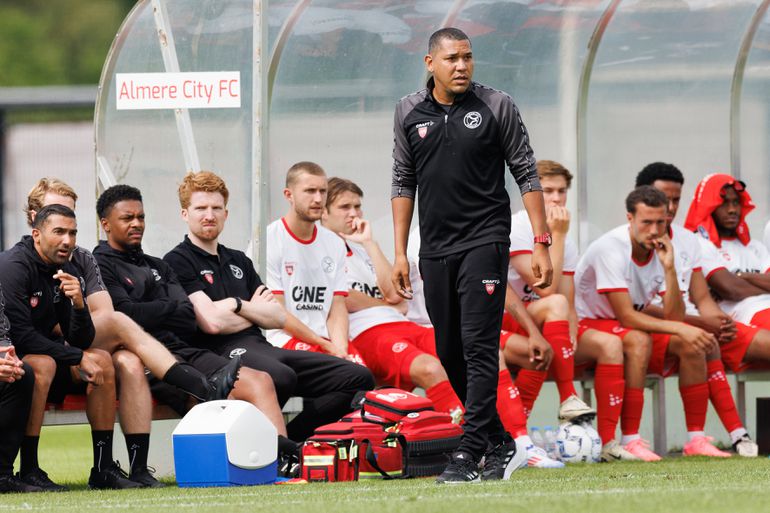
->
[5,425,770,513]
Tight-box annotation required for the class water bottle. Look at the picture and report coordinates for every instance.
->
[530,427,544,449]
[543,426,559,460]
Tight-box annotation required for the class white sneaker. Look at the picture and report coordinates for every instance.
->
[733,435,759,457]
[558,394,596,422]
[525,444,565,468]
[601,440,640,462]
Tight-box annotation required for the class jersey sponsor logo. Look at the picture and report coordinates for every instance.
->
[230,264,243,279]
[415,121,434,139]
[482,278,500,295]
[351,281,382,299]
[200,269,214,284]
[285,262,295,275]
[291,286,327,310]
[151,269,161,281]
[464,111,482,129]
[321,256,335,274]
[53,285,62,304]
[521,283,540,302]
[392,342,408,353]
[229,347,247,358]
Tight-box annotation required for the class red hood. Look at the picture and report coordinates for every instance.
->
[683,173,754,248]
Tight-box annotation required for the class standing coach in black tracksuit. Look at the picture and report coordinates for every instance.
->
[390,28,553,483]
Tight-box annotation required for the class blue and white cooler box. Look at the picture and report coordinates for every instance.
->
[172,400,277,487]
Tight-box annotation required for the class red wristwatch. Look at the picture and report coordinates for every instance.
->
[533,233,552,247]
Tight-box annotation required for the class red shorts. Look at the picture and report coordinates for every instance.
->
[501,312,530,336]
[578,319,675,376]
[721,322,760,372]
[283,337,368,367]
[350,322,435,390]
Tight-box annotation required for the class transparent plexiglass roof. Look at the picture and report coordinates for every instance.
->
[96,0,770,257]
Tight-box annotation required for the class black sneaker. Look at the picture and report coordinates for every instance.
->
[481,435,524,481]
[436,452,480,484]
[0,474,44,494]
[17,468,68,492]
[278,451,300,478]
[88,462,143,490]
[130,467,166,488]
[207,355,242,401]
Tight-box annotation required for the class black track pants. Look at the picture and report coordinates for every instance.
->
[420,242,508,460]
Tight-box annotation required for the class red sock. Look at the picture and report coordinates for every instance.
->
[426,380,465,419]
[542,320,577,402]
[706,360,743,433]
[497,370,528,438]
[680,382,709,432]
[620,387,644,436]
[594,364,625,445]
[514,369,547,416]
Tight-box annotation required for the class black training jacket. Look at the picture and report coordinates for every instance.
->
[92,241,198,341]
[391,79,541,258]
[0,237,95,365]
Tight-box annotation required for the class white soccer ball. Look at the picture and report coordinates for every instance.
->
[556,421,601,463]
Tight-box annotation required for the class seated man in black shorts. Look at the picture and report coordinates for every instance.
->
[93,184,298,462]
[163,171,374,445]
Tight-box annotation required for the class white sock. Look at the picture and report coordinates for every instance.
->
[621,434,640,445]
[729,428,748,444]
[687,431,705,441]
[516,435,534,449]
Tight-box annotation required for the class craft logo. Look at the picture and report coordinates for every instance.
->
[464,111,482,129]
[295,342,311,351]
[201,269,214,284]
[415,121,434,139]
[482,278,500,295]
[230,264,243,279]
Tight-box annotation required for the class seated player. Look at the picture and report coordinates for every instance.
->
[637,164,762,456]
[164,170,374,445]
[322,177,562,468]
[0,205,143,490]
[506,160,632,461]
[92,184,302,464]
[0,303,40,494]
[575,186,728,460]
[19,178,239,490]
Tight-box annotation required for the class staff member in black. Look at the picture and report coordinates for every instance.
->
[0,286,40,493]
[163,171,374,443]
[93,184,300,467]
[0,205,139,490]
[391,27,553,483]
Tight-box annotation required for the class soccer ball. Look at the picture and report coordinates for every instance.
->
[556,421,601,463]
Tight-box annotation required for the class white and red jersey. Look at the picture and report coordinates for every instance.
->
[650,224,703,316]
[345,241,408,338]
[575,224,667,320]
[266,218,349,347]
[507,209,578,301]
[696,233,770,324]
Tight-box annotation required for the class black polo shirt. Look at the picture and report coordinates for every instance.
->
[163,235,267,346]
